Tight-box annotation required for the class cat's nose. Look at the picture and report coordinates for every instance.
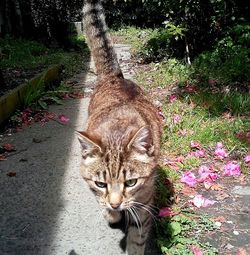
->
[110,202,121,209]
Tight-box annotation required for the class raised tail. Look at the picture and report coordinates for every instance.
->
[83,0,123,79]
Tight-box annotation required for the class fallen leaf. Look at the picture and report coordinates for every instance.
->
[7,172,16,177]
[210,183,225,191]
[211,216,226,223]
[181,186,197,197]
[190,245,203,255]
[215,192,229,201]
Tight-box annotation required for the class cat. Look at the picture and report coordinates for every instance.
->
[79,1,162,254]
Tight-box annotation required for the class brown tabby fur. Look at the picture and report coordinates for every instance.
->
[79,1,162,254]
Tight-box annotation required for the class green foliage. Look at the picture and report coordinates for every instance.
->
[194,24,250,84]
[0,35,89,76]
[157,213,218,254]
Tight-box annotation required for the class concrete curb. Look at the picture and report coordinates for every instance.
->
[0,64,62,125]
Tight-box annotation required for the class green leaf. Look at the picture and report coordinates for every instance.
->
[38,100,48,110]
[170,221,182,236]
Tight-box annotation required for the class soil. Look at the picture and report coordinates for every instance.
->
[0,66,46,97]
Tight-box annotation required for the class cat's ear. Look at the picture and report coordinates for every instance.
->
[127,126,154,156]
[77,131,102,158]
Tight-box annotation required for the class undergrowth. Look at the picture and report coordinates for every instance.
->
[112,26,250,254]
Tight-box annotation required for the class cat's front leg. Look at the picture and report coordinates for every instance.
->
[126,211,151,255]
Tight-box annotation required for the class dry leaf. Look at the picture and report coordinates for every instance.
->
[181,186,197,197]
[215,192,229,201]
[211,216,226,222]
[210,184,225,191]
[7,172,16,177]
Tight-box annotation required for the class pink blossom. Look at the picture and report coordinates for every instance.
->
[198,165,219,182]
[190,141,202,150]
[192,149,206,158]
[58,114,70,124]
[191,194,216,208]
[214,142,228,159]
[191,245,203,255]
[181,171,197,187]
[159,207,173,217]
[223,161,241,176]
[173,114,182,124]
[169,95,177,103]
[216,142,223,149]
[244,154,250,164]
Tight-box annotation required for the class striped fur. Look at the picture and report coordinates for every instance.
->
[80,1,162,254]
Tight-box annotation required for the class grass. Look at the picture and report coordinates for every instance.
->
[0,35,89,77]
[0,35,89,107]
[111,26,250,254]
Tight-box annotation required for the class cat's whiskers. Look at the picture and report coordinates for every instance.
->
[131,201,158,227]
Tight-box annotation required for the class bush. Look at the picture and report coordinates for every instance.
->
[194,24,250,85]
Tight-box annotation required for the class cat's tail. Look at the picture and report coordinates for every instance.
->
[83,0,123,79]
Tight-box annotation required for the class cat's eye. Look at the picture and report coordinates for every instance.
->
[125,179,137,187]
[95,181,107,188]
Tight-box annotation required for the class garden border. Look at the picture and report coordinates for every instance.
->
[0,64,62,126]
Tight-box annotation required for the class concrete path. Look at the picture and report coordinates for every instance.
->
[0,45,159,255]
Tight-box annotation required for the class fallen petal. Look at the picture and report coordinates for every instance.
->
[223,161,241,176]
[214,147,228,159]
[181,171,197,187]
[191,245,203,255]
[58,114,70,124]
[159,207,173,217]
[190,141,202,150]
[244,154,250,164]
[191,194,216,208]
[2,143,15,152]
[169,95,177,103]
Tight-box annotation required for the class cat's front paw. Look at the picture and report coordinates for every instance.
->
[103,209,122,224]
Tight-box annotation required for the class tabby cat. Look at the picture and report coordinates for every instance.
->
[79,1,162,254]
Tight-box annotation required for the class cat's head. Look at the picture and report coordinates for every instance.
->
[78,126,156,211]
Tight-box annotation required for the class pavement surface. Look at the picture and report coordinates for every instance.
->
[0,45,160,255]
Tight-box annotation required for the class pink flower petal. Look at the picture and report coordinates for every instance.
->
[216,142,224,149]
[191,245,203,255]
[58,114,70,124]
[159,207,173,217]
[190,141,202,150]
[214,147,228,159]
[181,171,197,187]
[191,194,216,208]
[193,149,206,158]
[214,142,228,159]
[173,114,182,124]
[169,95,177,103]
[223,161,241,176]
[198,165,219,182]
[244,154,250,164]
